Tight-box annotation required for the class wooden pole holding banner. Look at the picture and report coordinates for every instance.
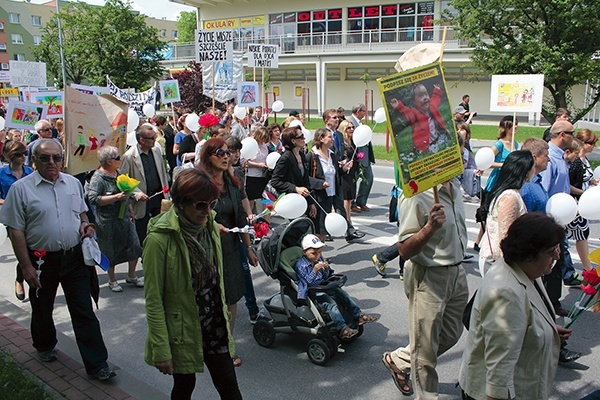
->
[511,112,516,152]
[212,62,215,110]
[432,26,448,204]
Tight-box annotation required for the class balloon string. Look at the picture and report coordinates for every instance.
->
[308,193,328,214]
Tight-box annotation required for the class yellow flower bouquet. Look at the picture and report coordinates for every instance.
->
[116,174,140,219]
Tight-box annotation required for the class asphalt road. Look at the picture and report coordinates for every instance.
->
[0,162,599,399]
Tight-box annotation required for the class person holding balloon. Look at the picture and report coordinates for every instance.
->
[199,138,258,367]
[270,127,317,219]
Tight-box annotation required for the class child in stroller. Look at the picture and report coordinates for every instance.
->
[295,234,377,340]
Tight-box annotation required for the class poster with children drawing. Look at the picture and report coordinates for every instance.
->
[159,79,180,104]
[237,81,259,108]
[34,91,64,118]
[377,62,463,197]
[490,74,544,113]
[5,100,49,130]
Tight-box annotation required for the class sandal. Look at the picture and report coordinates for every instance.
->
[339,326,359,340]
[382,352,413,395]
[232,355,242,367]
[358,313,378,325]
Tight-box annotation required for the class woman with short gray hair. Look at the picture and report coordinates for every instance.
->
[85,146,143,292]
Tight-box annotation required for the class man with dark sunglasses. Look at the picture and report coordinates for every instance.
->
[0,139,116,381]
[120,124,170,245]
[25,119,58,167]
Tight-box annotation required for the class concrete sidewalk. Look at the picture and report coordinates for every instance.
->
[0,297,166,400]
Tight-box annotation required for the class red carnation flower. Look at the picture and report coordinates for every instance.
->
[199,113,220,128]
[581,283,598,295]
[265,203,274,210]
[582,269,600,286]
[34,248,47,258]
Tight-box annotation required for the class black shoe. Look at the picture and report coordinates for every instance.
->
[473,243,480,252]
[38,349,57,363]
[346,232,363,242]
[325,234,333,242]
[559,347,582,363]
[249,311,272,325]
[15,281,25,301]
[93,366,116,381]
[564,275,583,287]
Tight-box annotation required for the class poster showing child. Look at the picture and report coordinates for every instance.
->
[34,91,64,118]
[5,101,48,130]
[378,62,463,197]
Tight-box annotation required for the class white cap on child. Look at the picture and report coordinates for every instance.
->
[301,234,325,250]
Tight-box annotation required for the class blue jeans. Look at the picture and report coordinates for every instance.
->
[238,241,259,317]
[315,287,361,330]
[356,163,374,207]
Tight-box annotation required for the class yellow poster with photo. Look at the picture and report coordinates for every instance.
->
[377,62,463,197]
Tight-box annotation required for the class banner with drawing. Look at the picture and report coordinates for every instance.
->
[377,62,463,197]
[64,86,128,176]
[159,79,180,104]
[202,52,244,103]
[33,91,64,118]
[489,74,545,113]
[5,100,48,130]
[106,76,156,118]
[237,81,259,107]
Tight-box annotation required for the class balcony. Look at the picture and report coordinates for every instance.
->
[163,25,468,63]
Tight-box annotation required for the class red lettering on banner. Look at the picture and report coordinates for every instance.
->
[298,12,310,22]
[348,7,362,18]
[313,10,325,20]
[328,9,342,19]
[365,6,380,17]
[382,5,397,16]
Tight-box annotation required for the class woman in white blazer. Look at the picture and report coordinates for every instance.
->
[460,213,574,400]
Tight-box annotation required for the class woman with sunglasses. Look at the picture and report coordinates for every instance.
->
[143,168,242,400]
[85,146,143,292]
[199,138,258,367]
[460,213,572,400]
[0,140,34,300]
[270,127,317,218]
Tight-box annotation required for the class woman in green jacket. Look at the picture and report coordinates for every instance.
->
[143,168,242,400]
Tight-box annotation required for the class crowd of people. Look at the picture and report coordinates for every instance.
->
[0,99,599,399]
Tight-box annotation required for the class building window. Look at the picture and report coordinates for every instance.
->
[31,15,42,26]
[14,54,25,61]
[11,34,24,45]
[0,43,6,52]
[33,36,42,45]
[0,22,4,31]
[1,63,9,70]
[172,30,178,38]
[9,13,21,24]
[161,29,166,37]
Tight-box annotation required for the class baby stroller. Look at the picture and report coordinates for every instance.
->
[254,217,363,365]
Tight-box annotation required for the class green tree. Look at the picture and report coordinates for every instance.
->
[445,0,600,122]
[33,0,166,89]
[176,11,197,43]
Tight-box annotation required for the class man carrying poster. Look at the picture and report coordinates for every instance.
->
[378,63,463,197]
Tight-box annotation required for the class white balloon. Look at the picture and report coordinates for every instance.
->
[0,224,7,246]
[475,147,495,170]
[142,103,155,118]
[324,213,347,237]
[546,193,578,226]
[353,125,373,147]
[374,107,387,124]
[233,105,247,120]
[288,120,311,140]
[126,131,137,147]
[241,137,259,160]
[185,113,200,132]
[593,166,600,180]
[0,116,5,130]
[272,100,284,113]
[266,152,281,170]
[274,193,307,219]
[127,109,140,133]
[578,186,600,220]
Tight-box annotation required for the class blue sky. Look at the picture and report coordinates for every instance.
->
[31,0,196,21]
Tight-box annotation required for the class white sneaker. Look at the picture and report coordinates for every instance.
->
[109,281,123,292]
[126,276,144,287]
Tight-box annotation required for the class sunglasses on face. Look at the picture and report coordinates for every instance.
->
[294,135,305,140]
[193,199,218,211]
[142,136,157,141]
[214,149,231,158]
[12,152,27,158]
[39,128,52,132]
[36,154,64,163]
[111,155,121,161]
